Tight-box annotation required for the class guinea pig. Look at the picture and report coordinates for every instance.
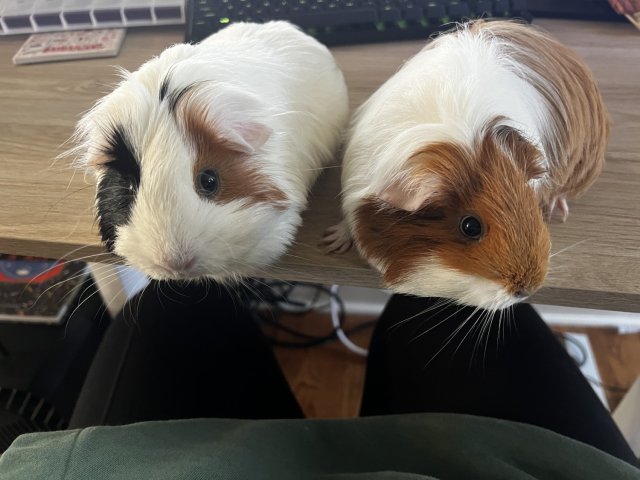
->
[324,20,609,310]
[70,21,348,281]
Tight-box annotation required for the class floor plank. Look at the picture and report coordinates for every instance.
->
[261,312,374,418]
[586,329,640,411]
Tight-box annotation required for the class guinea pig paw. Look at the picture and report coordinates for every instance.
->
[320,222,353,255]
[548,196,570,223]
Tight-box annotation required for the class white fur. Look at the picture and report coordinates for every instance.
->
[73,22,349,280]
[392,260,517,310]
[342,23,555,308]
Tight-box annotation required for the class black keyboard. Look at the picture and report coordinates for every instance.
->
[185,0,532,46]
[527,0,624,22]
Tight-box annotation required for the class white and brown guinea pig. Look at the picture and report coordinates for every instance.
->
[326,20,609,310]
[71,21,348,281]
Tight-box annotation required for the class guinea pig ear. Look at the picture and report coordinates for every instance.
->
[490,124,546,180]
[180,84,273,154]
[377,151,445,212]
[218,120,272,154]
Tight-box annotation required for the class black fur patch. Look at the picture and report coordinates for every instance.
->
[159,75,170,102]
[97,126,140,252]
[159,70,197,115]
[168,85,193,114]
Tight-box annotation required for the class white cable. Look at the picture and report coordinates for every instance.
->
[330,284,368,357]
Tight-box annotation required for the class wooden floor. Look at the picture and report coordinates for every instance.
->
[263,313,640,417]
[261,312,374,418]
[557,327,640,410]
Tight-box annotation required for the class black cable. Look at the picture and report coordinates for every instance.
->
[245,280,334,316]
[244,279,369,349]
[263,320,378,349]
[555,331,629,396]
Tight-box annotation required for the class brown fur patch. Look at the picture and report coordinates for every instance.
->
[467,20,610,211]
[489,120,546,180]
[177,90,287,209]
[354,137,550,297]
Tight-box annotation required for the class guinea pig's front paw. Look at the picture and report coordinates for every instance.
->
[320,221,353,254]
[546,195,570,223]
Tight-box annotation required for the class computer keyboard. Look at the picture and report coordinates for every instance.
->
[185,0,532,45]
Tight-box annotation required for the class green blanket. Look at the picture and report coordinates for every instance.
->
[1,413,638,479]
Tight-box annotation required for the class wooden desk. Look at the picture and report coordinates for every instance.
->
[0,19,639,312]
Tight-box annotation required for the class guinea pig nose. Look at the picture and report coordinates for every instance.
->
[514,289,531,299]
[165,257,196,273]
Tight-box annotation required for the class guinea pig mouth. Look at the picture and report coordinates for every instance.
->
[454,284,527,311]
[148,257,199,280]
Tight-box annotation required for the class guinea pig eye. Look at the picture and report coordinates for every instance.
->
[196,169,220,198]
[459,215,483,240]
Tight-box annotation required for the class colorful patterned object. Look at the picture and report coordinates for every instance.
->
[0,255,88,323]
[0,256,63,284]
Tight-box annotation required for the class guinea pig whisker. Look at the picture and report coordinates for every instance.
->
[134,281,153,323]
[451,306,483,356]
[120,273,149,325]
[65,252,115,264]
[281,252,316,263]
[471,312,487,366]
[507,305,515,340]
[420,297,457,316]
[470,308,493,366]
[256,266,318,286]
[63,274,123,338]
[464,310,486,368]
[404,298,457,335]
[89,185,132,195]
[497,308,506,350]
[246,278,282,306]
[546,263,570,272]
[55,273,104,336]
[190,278,212,305]
[387,298,452,334]
[286,241,333,259]
[494,308,502,353]
[21,252,113,300]
[411,303,462,345]
[63,284,100,339]
[238,279,262,306]
[24,266,102,311]
[300,164,343,171]
[99,279,131,320]
[155,282,169,311]
[481,307,499,367]
[204,277,212,299]
[58,243,106,263]
[224,280,249,311]
[436,304,477,358]
[161,281,190,304]
[549,238,590,258]
[483,308,498,364]
[420,305,476,370]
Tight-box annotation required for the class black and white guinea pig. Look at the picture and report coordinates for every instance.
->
[71,21,348,281]
[324,20,608,310]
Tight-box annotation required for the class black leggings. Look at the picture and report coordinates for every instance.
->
[71,281,639,467]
